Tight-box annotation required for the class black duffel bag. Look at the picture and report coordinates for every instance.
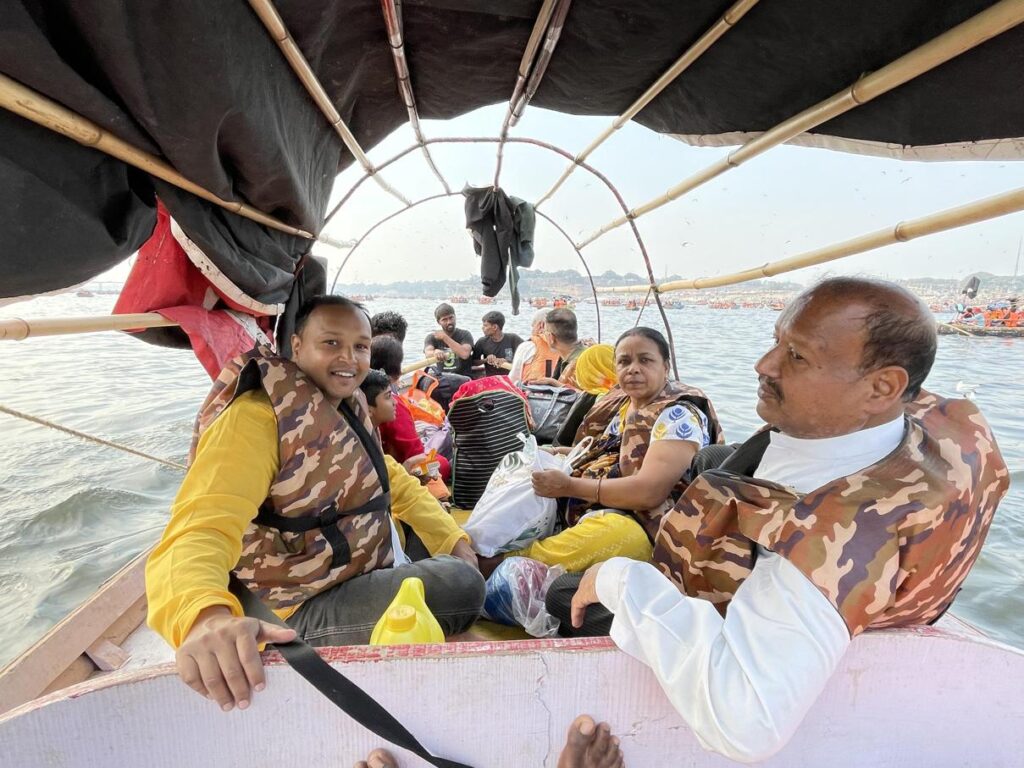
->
[522,384,580,445]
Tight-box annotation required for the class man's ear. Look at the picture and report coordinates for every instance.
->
[866,365,909,413]
[290,333,302,357]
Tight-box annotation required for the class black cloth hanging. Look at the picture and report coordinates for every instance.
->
[463,185,535,315]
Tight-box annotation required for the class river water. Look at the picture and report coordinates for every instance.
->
[0,293,1021,668]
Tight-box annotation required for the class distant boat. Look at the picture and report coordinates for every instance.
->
[600,297,622,307]
[531,297,549,308]
[478,296,495,304]
[625,299,640,311]
[75,289,95,298]
[449,295,469,304]
[552,296,574,309]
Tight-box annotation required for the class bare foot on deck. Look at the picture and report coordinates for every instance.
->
[557,715,624,768]
[353,715,624,768]
[354,748,397,768]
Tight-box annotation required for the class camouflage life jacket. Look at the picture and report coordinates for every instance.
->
[567,381,724,538]
[653,392,1009,636]
[191,345,394,609]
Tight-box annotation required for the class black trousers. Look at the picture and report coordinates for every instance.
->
[545,442,742,637]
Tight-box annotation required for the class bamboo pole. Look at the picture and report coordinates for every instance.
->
[0,73,315,240]
[536,0,759,208]
[0,313,178,341]
[380,0,451,195]
[400,357,436,376]
[509,0,573,128]
[246,0,412,207]
[596,186,1024,293]
[576,0,1024,249]
[938,322,974,337]
[494,0,568,187]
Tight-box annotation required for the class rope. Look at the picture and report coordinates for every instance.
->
[0,404,187,471]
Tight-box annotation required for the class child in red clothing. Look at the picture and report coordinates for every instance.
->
[367,339,452,483]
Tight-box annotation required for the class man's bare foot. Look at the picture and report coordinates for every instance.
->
[353,748,397,768]
[557,715,625,768]
[354,716,624,768]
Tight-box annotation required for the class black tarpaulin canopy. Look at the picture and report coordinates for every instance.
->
[1,0,1023,304]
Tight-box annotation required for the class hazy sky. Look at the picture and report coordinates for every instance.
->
[316,104,1023,289]
[102,103,1024,289]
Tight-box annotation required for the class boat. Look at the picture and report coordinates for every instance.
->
[1,1,1023,765]
[478,296,495,305]
[449,295,469,304]
[530,297,549,309]
[938,322,1024,337]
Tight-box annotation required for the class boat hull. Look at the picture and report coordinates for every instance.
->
[2,629,1022,766]
[938,323,1024,337]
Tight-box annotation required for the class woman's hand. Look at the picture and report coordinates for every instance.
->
[532,469,571,498]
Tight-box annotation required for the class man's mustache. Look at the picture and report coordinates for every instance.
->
[760,376,784,401]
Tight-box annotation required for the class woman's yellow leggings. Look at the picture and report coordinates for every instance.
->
[507,512,653,573]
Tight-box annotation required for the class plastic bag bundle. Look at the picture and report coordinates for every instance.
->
[462,435,561,556]
[483,557,565,637]
[463,435,593,557]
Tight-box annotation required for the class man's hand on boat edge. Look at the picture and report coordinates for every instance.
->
[175,604,296,711]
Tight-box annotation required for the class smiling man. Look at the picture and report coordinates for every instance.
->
[569,277,1009,763]
[146,295,484,714]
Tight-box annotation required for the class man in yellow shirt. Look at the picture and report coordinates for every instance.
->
[146,295,484,713]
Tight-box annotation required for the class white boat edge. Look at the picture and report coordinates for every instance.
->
[1,551,1023,766]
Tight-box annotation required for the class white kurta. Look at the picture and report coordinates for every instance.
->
[595,414,905,763]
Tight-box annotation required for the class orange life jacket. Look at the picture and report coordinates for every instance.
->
[522,334,562,382]
[402,370,446,425]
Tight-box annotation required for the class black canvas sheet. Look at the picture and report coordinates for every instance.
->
[1,0,1021,302]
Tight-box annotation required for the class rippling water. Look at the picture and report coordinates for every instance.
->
[0,293,1020,668]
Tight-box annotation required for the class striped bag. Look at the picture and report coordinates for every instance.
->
[447,377,531,508]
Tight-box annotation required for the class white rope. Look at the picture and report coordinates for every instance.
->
[0,405,187,471]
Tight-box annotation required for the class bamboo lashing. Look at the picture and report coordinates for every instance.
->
[246,0,412,207]
[0,313,178,341]
[494,0,570,187]
[596,186,1024,293]
[0,73,315,240]
[536,0,759,208]
[508,0,572,129]
[0,405,187,471]
[380,0,451,195]
[576,0,1024,249]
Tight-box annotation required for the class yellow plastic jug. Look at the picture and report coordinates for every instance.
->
[370,577,445,646]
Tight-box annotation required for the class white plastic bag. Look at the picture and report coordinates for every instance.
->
[463,434,567,557]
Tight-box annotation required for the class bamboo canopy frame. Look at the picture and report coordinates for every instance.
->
[535,0,760,208]
[322,135,677,377]
[596,186,1024,293]
[379,0,451,195]
[327,191,603,343]
[574,0,1024,249]
[2,3,1023,362]
[245,0,413,207]
[493,0,572,188]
